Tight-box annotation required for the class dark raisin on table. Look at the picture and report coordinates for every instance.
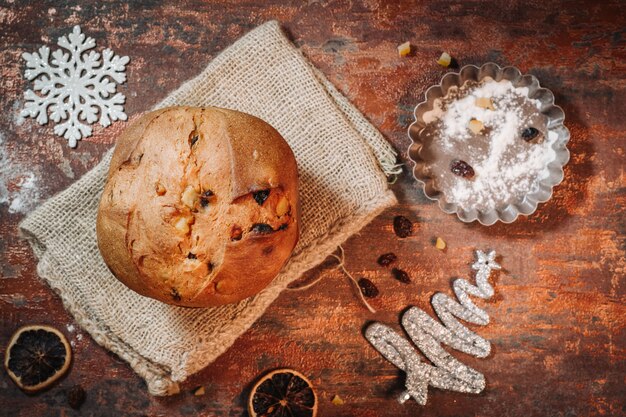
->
[377,253,397,266]
[358,278,379,298]
[450,160,475,178]
[392,267,411,284]
[521,127,540,142]
[393,216,413,238]
[67,385,86,409]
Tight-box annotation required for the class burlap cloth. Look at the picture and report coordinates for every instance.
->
[19,21,398,395]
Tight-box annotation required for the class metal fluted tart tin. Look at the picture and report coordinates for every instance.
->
[407,63,570,225]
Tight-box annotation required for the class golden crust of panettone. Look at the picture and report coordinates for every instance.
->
[96,106,299,307]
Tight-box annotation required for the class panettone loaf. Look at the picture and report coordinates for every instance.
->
[96,106,299,307]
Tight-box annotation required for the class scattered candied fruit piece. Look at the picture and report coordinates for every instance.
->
[276,196,290,217]
[397,41,411,57]
[181,185,199,208]
[468,118,484,134]
[475,97,495,110]
[331,395,344,405]
[174,216,193,234]
[435,237,446,250]
[194,386,205,396]
[437,52,452,67]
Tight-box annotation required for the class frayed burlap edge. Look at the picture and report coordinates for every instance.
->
[21,189,396,395]
[18,20,399,395]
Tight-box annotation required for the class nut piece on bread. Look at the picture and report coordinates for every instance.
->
[96,106,299,307]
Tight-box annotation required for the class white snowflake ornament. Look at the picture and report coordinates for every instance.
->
[21,26,130,147]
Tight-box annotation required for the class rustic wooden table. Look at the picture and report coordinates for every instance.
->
[1,1,624,416]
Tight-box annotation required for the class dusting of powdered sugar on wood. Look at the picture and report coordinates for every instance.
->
[0,132,42,214]
[422,79,557,211]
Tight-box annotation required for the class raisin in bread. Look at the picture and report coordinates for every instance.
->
[96,106,299,307]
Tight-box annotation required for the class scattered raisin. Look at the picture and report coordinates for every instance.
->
[393,215,413,238]
[190,134,199,146]
[392,268,411,284]
[171,288,182,302]
[251,223,274,234]
[521,127,540,142]
[187,252,197,259]
[377,253,397,267]
[231,226,243,241]
[67,385,86,409]
[358,278,379,298]
[450,160,475,178]
[200,190,214,207]
[253,189,270,206]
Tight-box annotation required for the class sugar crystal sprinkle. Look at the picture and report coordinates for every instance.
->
[422,79,557,211]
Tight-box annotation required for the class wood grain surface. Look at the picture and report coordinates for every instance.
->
[1,1,624,416]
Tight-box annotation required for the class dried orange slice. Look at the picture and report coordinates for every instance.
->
[4,325,72,392]
[248,369,317,417]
